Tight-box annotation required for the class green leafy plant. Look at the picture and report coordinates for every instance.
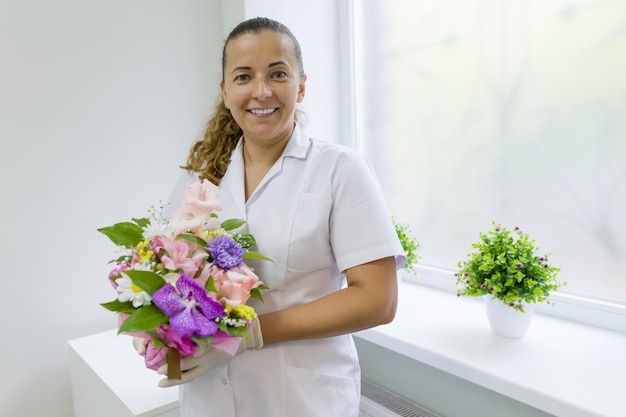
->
[455,221,565,312]
[393,217,420,275]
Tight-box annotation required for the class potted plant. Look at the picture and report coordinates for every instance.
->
[455,221,565,337]
[393,217,420,276]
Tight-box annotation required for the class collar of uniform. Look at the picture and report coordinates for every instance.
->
[222,123,309,209]
[279,122,310,161]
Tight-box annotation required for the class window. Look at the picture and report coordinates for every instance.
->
[353,1,626,304]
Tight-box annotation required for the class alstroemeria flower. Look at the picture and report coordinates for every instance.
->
[152,274,224,338]
[206,234,245,270]
[160,238,200,276]
[116,273,152,307]
[210,264,263,307]
[169,180,222,234]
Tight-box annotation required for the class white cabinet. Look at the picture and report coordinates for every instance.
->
[68,329,180,417]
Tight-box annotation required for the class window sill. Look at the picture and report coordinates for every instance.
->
[355,281,626,417]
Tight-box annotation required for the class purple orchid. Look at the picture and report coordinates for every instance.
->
[152,274,225,338]
[206,234,245,270]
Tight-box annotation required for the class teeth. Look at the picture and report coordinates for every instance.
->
[250,108,276,115]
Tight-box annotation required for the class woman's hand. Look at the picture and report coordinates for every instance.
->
[156,316,264,388]
[157,347,235,387]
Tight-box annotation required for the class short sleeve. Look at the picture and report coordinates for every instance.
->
[328,150,406,272]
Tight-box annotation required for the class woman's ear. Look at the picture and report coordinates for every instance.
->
[221,83,230,109]
[297,74,307,103]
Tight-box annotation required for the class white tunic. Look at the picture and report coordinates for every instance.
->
[178,124,405,417]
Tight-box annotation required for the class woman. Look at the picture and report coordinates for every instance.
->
[160,17,404,417]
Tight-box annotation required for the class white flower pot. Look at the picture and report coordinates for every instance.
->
[484,296,535,338]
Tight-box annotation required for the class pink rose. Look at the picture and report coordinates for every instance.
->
[169,180,222,234]
[210,265,263,307]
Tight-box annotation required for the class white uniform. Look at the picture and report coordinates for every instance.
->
[178,124,405,417]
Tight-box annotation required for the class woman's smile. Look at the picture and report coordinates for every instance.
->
[248,108,278,116]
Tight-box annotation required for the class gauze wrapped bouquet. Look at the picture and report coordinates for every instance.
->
[99,179,271,378]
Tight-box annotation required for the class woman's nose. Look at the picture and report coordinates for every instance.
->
[252,79,272,99]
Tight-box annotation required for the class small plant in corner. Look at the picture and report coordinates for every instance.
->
[455,221,565,312]
[393,217,420,275]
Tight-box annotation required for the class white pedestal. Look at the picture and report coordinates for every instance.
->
[68,329,180,417]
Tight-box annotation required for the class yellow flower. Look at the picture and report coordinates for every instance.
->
[228,304,258,320]
[136,240,154,263]
[199,228,225,240]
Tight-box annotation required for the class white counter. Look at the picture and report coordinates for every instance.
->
[68,330,179,417]
[356,282,626,417]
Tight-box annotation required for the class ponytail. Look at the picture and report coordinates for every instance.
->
[181,97,242,185]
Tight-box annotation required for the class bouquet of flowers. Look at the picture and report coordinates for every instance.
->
[99,179,271,378]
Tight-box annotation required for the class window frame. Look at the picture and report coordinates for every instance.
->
[341,0,626,334]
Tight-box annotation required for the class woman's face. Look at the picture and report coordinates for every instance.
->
[221,30,306,147]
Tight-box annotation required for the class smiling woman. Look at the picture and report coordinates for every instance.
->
[139,16,405,417]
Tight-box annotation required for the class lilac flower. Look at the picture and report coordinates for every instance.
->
[481,284,487,289]
[206,235,245,270]
[516,263,522,268]
[152,274,224,338]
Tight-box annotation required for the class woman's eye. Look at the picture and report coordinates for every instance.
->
[234,74,250,82]
[272,71,287,79]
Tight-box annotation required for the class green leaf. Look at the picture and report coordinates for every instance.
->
[205,275,218,293]
[98,222,144,247]
[243,251,274,263]
[101,299,136,313]
[119,305,168,333]
[132,217,150,228]
[236,234,256,249]
[177,233,208,247]
[221,218,245,231]
[218,321,249,337]
[250,287,264,302]
[191,335,213,352]
[123,270,166,295]
[110,254,130,264]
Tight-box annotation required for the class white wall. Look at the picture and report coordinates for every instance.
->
[0,1,342,416]
[0,1,223,416]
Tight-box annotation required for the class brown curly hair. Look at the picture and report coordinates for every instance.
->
[181,17,304,185]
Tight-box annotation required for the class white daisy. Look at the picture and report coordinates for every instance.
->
[116,273,152,307]
[142,220,175,240]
